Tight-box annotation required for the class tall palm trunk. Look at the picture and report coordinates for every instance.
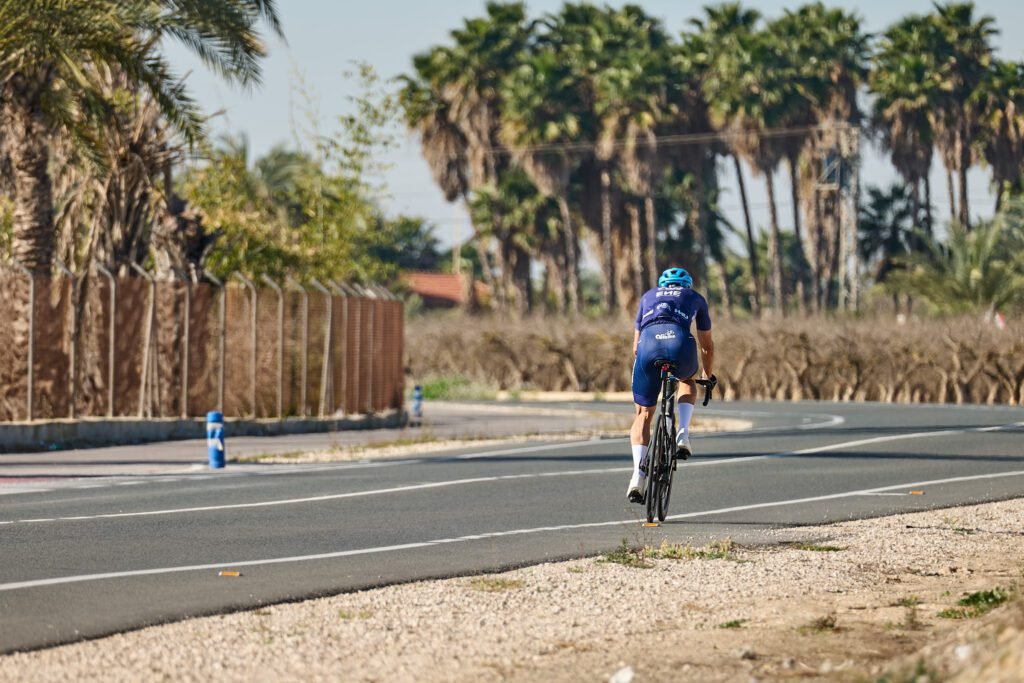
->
[787,155,808,315]
[715,260,733,319]
[600,168,617,312]
[510,246,531,316]
[923,174,933,237]
[627,202,643,302]
[910,178,922,234]
[644,195,657,288]
[5,78,56,273]
[945,168,957,225]
[811,189,825,312]
[732,155,761,316]
[957,131,970,230]
[556,195,580,314]
[764,170,784,316]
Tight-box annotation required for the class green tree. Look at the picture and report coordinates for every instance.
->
[858,183,916,311]
[887,200,1024,314]
[0,0,282,272]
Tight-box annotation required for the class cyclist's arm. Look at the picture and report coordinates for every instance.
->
[696,328,714,377]
[632,328,640,356]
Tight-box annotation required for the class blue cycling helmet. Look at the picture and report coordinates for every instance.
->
[658,267,692,289]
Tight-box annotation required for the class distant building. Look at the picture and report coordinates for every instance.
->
[402,271,491,309]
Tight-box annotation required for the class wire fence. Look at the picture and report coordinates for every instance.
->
[0,269,404,422]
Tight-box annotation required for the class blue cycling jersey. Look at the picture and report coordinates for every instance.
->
[634,286,712,334]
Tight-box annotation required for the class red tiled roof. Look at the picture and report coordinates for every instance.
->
[403,272,467,305]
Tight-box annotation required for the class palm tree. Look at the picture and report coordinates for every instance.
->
[0,0,282,273]
[775,3,869,312]
[858,183,916,312]
[686,3,763,316]
[887,206,1024,314]
[974,59,1024,212]
[925,2,997,231]
[703,25,791,314]
[871,16,940,238]
[399,3,533,309]
[500,7,600,314]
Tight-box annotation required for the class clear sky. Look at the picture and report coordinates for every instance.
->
[166,1,1024,250]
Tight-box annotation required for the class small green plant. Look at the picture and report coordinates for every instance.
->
[600,539,653,569]
[938,587,1009,619]
[718,619,747,629]
[799,613,837,634]
[338,609,373,620]
[419,374,497,400]
[469,577,525,592]
[892,596,920,608]
[785,542,845,552]
[567,566,585,574]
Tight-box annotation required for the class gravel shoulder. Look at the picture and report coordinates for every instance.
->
[3,498,1023,682]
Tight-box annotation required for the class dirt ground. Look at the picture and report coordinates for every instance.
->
[2,497,1023,682]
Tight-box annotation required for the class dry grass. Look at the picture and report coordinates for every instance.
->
[406,314,1024,405]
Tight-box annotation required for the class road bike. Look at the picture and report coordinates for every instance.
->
[641,364,715,523]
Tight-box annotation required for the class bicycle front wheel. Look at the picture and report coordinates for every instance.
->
[645,413,665,523]
[656,443,674,522]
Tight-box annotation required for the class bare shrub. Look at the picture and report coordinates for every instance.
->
[406,314,1024,405]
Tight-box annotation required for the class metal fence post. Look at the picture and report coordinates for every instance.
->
[232,273,258,418]
[310,279,332,417]
[207,274,226,413]
[10,260,34,421]
[180,271,191,418]
[131,263,156,418]
[55,261,77,418]
[94,263,116,418]
[286,276,309,418]
[327,280,349,415]
[261,274,284,419]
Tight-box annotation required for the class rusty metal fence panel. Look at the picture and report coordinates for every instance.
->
[0,270,403,422]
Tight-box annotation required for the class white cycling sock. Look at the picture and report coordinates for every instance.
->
[631,444,648,476]
[677,402,694,437]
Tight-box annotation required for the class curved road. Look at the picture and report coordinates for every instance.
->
[1,400,1022,654]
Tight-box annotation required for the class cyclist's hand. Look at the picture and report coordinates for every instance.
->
[702,373,718,391]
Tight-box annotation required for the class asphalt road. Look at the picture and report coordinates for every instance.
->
[1,400,1022,654]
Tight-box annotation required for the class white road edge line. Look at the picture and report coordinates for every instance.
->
[2,421,1020,526]
[3,466,1024,593]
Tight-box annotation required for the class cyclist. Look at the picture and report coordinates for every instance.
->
[627,267,716,503]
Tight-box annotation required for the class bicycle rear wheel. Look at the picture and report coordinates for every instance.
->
[656,432,674,522]
[645,414,665,523]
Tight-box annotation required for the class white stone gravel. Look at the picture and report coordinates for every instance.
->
[4,497,1024,682]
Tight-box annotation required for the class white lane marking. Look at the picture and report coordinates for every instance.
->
[2,421,1020,526]
[453,439,614,460]
[0,468,627,525]
[4,467,1024,593]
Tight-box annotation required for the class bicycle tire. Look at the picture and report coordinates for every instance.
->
[656,437,674,522]
[645,414,664,523]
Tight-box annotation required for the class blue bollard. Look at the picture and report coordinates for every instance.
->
[412,384,423,421]
[207,411,225,469]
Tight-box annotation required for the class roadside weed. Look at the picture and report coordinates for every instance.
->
[718,619,747,629]
[338,609,373,620]
[469,577,525,592]
[600,539,654,569]
[799,613,838,634]
[784,542,845,552]
[647,538,738,561]
[937,587,1010,619]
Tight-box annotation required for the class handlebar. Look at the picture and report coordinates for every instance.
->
[659,365,717,407]
[695,376,717,407]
